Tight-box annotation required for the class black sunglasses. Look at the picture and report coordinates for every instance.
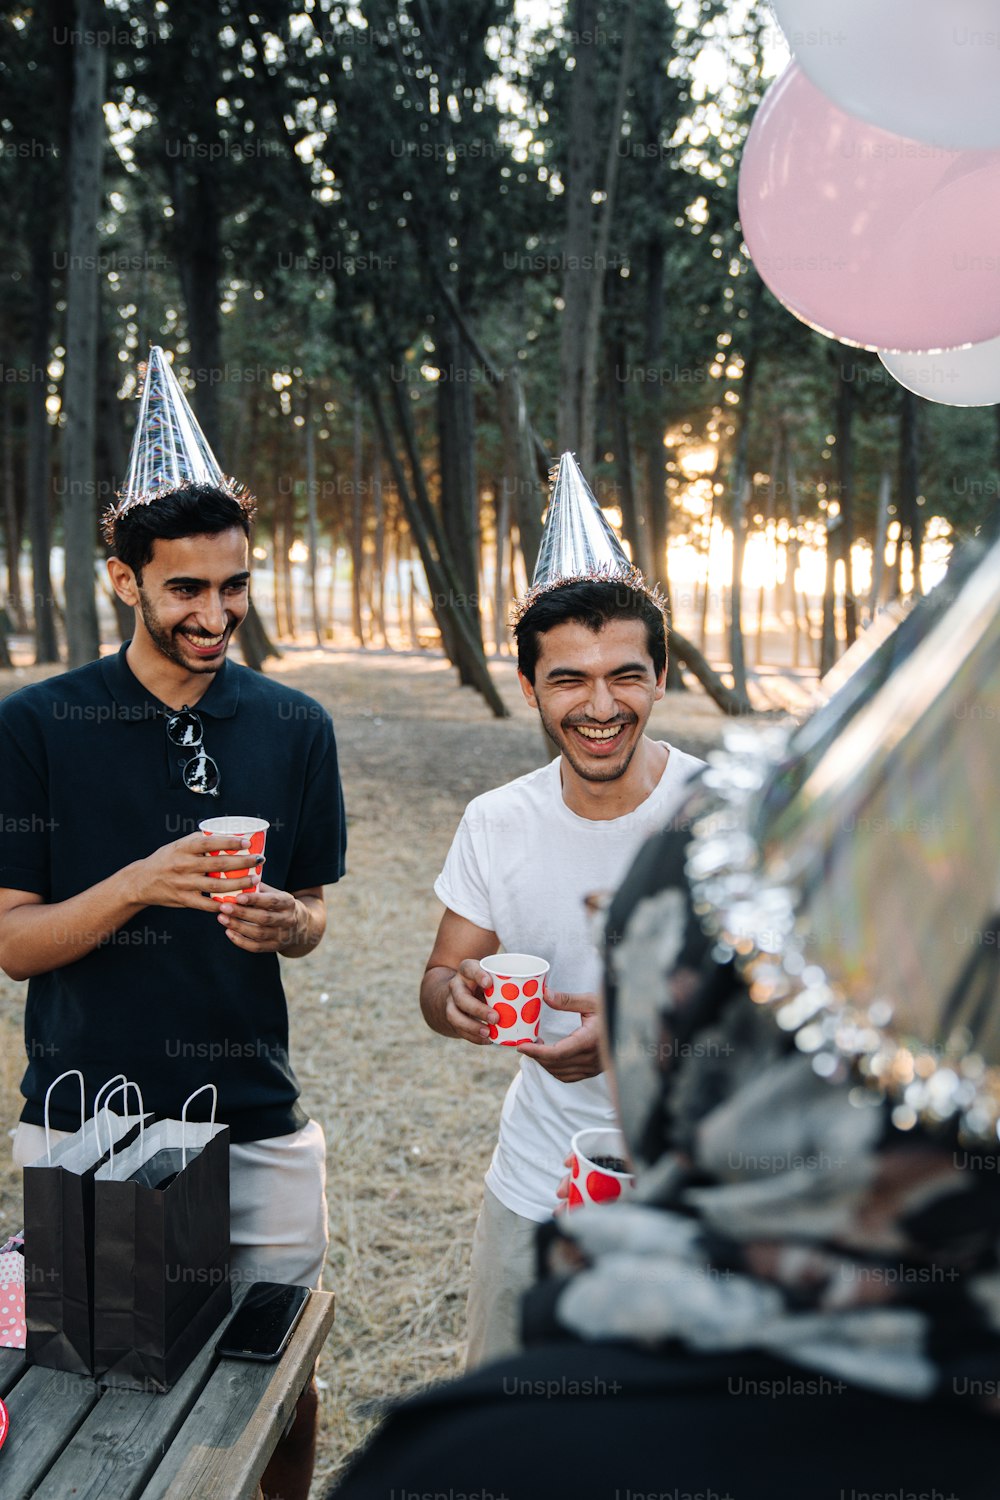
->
[162,707,221,796]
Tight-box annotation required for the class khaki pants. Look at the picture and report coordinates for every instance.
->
[465,1184,541,1370]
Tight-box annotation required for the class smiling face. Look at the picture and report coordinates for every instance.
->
[111,528,251,678]
[519,618,666,785]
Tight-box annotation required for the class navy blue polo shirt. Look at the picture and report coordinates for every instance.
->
[0,642,346,1142]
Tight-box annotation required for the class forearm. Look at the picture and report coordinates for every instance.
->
[278,895,326,958]
[0,867,147,981]
[419,965,460,1038]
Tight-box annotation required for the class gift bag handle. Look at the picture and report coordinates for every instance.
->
[43,1069,86,1165]
[181,1084,218,1170]
[92,1074,128,1154]
[102,1081,146,1177]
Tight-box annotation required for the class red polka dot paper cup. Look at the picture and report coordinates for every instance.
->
[199,816,269,901]
[480,953,550,1047]
[567,1127,636,1209]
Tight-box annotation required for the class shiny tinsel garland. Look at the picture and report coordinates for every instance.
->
[686,724,1000,1146]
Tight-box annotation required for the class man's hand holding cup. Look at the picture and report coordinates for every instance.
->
[129,830,264,913]
[445,958,500,1045]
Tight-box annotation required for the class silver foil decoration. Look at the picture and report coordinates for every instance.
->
[685,527,1000,1144]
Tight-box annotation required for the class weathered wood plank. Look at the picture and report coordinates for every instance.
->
[0,1346,26,1395]
[32,1284,251,1500]
[138,1290,335,1500]
[0,1363,101,1497]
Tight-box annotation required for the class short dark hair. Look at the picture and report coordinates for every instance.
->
[110,483,252,581]
[514,580,667,684]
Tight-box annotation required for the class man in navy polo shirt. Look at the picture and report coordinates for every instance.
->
[0,474,344,1500]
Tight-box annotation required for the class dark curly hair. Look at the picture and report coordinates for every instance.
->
[514,580,667,684]
[108,483,253,582]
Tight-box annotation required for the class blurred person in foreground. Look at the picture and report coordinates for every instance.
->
[420,453,704,1366]
[332,526,1000,1498]
[0,349,345,1500]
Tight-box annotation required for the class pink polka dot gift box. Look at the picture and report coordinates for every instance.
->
[0,1233,26,1349]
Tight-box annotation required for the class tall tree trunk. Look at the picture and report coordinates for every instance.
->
[381,385,457,663]
[819,515,840,676]
[280,488,297,639]
[869,469,892,618]
[495,364,542,596]
[579,3,637,466]
[492,477,510,654]
[303,385,322,647]
[61,0,105,666]
[671,628,755,716]
[756,430,781,665]
[272,475,288,639]
[437,317,483,675]
[898,389,923,596]
[786,451,804,669]
[834,359,857,646]
[391,519,406,641]
[638,235,685,690]
[3,389,26,631]
[172,160,223,446]
[370,379,508,717]
[165,34,284,670]
[558,0,636,463]
[640,240,667,586]
[698,499,713,653]
[327,531,338,639]
[632,0,676,664]
[730,480,751,695]
[496,365,543,579]
[372,422,387,644]
[558,0,600,457]
[607,333,647,576]
[350,385,365,647]
[27,218,59,663]
[239,591,279,666]
[95,309,133,641]
[725,277,765,700]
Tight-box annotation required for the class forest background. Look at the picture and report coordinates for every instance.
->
[2,0,998,712]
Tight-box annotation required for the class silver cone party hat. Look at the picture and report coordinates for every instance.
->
[102,346,253,543]
[511,452,663,623]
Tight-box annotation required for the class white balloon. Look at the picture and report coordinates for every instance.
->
[879,334,1000,405]
[771,0,1000,148]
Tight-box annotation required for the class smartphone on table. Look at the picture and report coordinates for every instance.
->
[216,1281,310,1362]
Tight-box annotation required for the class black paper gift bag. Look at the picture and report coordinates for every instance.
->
[24,1071,146,1375]
[93,1091,231,1391]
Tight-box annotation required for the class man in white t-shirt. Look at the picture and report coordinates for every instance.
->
[420,580,704,1366]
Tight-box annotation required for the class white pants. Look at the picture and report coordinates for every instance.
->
[465,1183,541,1369]
[13,1117,329,1290]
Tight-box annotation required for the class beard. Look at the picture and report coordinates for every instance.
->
[137,589,234,674]
[537,703,641,783]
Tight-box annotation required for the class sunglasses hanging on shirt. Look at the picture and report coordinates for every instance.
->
[162,708,220,796]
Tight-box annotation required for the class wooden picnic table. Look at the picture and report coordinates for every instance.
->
[0,1281,335,1500]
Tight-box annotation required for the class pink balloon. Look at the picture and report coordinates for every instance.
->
[738,64,1000,352]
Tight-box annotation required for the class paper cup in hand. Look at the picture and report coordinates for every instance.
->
[567,1128,635,1208]
[481,953,549,1047]
[199,817,269,901]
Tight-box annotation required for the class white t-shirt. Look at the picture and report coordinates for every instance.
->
[434,742,705,1221]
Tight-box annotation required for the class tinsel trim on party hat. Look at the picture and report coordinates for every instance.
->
[100,346,255,545]
[509,453,666,626]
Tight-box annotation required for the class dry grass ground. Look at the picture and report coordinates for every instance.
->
[0,645,728,1494]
